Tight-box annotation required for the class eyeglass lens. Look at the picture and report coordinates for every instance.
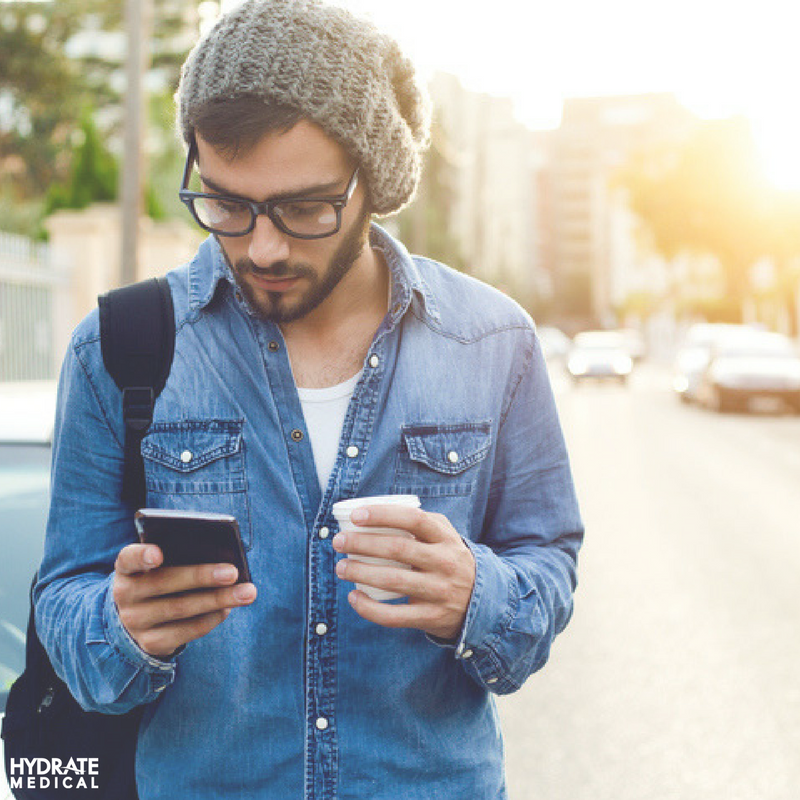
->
[192,196,338,237]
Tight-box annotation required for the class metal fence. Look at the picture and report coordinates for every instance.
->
[0,231,71,382]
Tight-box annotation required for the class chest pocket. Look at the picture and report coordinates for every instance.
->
[141,419,253,549]
[393,421,492,497]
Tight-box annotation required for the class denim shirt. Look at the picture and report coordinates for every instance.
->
[35,224,583,800]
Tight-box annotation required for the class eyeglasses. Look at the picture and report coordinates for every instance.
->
[178,138,360,239]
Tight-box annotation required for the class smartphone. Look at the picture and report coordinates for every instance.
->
[134,509,251,584]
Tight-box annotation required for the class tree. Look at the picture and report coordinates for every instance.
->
[0,1,88,197]
[45,111,118,215]
[1,0,197,206]
[619,117,772,320]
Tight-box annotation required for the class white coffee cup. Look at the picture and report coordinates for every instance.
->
[332,494,421,601]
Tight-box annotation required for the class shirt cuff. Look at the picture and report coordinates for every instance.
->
[102,578,182,680]
[425,538,519,693]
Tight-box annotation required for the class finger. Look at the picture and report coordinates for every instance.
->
[115,543,164,576]
[347,505,450,544]
[119,562,242,603]
[346,590,443,632]
[332,530,434,571]
[122,583,257,630]
[335,558,443,602]
[136,609,232,658]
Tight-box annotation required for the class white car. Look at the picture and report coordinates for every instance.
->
[0,381,56,799]
[673,323,754,403]
[567,331,633,385]
[696,330,800,413]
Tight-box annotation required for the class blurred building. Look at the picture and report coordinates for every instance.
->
[542,93,698,327]
[426,72,542,301]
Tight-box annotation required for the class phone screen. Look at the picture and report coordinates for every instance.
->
[135,509,251,584]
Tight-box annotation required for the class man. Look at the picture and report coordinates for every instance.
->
[35,0,584,797]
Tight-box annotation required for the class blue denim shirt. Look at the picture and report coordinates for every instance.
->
[35,224,583,799]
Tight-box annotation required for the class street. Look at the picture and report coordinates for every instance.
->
[498,361,800,800]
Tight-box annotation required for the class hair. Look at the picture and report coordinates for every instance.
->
[192,96,304,160]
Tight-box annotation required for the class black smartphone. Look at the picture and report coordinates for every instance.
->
[134,509,252,584]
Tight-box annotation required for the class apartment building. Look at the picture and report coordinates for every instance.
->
[543,93,698,325]
[428,72,540,299]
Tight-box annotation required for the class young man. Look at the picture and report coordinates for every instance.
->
[35,1,584,797]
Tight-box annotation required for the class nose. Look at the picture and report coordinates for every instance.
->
[247,212,291,267]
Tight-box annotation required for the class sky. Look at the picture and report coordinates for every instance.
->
[225,0,800,189]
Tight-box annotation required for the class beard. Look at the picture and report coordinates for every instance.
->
[226,209,371,324]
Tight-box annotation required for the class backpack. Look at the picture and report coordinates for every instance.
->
[1,277,175,800]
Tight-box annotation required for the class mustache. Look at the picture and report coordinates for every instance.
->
[235,258,315,281]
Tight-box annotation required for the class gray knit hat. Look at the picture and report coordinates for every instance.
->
[176,0,431,216]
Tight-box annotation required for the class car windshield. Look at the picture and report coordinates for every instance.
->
[574,334,624,351]
[0,442,50,711]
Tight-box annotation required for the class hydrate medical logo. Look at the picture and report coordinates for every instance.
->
[8,757,100,790]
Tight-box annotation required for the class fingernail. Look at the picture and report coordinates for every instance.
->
[234,584,255,602]
[144,549,158,567]
[332,533,346,550]
[351,508,369,524]
[336,559,347,578]
[214,565,237,582]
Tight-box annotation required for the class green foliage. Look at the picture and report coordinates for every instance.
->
[1,0,196,205]
[44,112,118,215]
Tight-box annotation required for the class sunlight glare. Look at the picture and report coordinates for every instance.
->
[752,117,800,192]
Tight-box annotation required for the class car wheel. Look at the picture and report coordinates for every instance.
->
[712,386,731,413]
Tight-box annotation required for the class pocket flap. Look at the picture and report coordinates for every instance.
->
[141,420,243,473]
[401,422,491,475]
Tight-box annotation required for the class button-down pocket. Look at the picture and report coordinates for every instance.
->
[393,421,492,497]
[141,419,252,549]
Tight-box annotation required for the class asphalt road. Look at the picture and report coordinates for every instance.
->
[498,361,800,800]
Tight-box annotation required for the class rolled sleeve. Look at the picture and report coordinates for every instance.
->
[429,325,584,695]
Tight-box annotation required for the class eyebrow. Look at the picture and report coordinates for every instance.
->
[198,172,345,201]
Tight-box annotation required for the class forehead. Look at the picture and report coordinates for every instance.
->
[195,120,352,197]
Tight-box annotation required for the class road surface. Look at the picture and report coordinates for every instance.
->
[499,361,800,800]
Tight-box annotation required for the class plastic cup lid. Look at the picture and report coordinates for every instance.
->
[332,495,420,517]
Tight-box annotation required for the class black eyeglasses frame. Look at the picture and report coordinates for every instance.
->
[178,137,360,240]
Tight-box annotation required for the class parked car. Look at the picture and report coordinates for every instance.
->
[618,328,647,362]
[696,330,800,414]
[673,323,754,403]
[566,331,633,385]
[0,381,56,799]
[536,325,572,362]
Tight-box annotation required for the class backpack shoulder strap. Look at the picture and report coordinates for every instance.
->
[98,277,175,508]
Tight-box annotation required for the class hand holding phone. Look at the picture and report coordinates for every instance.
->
[112,509,256,658]
[134,509,251,583]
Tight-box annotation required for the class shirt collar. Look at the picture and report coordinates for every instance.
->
[188,223,441,327]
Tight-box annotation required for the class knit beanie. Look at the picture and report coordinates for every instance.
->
[176,0,431,216]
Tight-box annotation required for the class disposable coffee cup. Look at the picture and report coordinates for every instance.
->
[332,495,421,601]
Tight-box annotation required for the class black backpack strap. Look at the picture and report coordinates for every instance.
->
[98,277,175,509]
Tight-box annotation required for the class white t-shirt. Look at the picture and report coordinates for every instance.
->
[297,370,363,492]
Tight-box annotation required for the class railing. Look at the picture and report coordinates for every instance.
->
[0,232,71,382]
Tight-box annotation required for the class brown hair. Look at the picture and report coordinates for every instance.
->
[192,96,304,159]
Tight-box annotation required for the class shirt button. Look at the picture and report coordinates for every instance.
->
[319,527,330,539]
[316,623,328,636]
[462,649,474,659]
[180,450,193,464]
[268,340,280,352]
[487,677,498,685]
[316,717,329,731]
[291,429,304,442]
[346,445,359,458]
[369,354,380,368]
[448,450,459,464]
